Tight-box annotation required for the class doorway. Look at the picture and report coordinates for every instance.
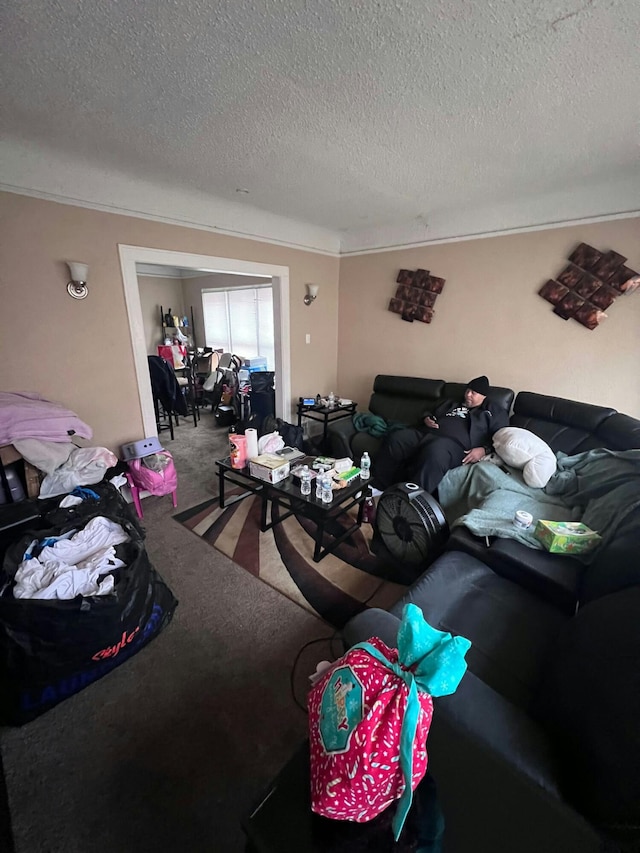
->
[118,246,291,439]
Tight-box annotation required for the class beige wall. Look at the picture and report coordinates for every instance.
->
[137,275,186,355]
[2,189,637,458]
[338,218,640,417]
[0,192,340,450]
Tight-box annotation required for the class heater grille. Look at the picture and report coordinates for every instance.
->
[375,483,449,568]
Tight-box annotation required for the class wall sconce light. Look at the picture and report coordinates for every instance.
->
[66,261,89,300]
[304,283,319,306]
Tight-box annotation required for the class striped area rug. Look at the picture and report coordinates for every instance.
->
[174,493,407,628]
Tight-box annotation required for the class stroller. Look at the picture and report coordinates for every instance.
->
[202,353,244,426]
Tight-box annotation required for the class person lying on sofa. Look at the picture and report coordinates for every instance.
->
[373,375,509,495]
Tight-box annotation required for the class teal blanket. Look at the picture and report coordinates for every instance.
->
[352,412,406,438]
[437,448,640,560]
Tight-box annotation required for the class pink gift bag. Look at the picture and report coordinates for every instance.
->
[308,604,471,840]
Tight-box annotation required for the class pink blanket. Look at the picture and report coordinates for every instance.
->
[0,392,93,445]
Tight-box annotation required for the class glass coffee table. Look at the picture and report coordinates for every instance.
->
[215,456,369,562]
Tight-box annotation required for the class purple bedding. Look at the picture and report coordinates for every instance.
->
[0,392,93,445]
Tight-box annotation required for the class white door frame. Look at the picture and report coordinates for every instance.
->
[118,245,291,438]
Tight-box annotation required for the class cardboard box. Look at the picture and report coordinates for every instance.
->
[534,520,602,554]
[249,454,290,484]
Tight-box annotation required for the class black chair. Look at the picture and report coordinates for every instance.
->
[175,352,201,428]
[147,356,187,439]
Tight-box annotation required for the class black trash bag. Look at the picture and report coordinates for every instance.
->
[260,416,305,451]
[248,371,275,394]
[42,482,146,541]
[0,489,178,726]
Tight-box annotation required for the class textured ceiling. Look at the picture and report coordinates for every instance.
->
[2,0,639,250]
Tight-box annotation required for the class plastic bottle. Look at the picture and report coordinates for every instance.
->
[316,471,324,500]
[300,465,312,496]
[362,488,376,524]
[360,451,371,480]
[328,391,335,409]
[321,474,333,503]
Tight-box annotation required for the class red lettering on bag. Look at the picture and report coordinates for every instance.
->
[91,626,140,661]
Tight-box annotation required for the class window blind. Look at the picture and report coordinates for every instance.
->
[202,286,274,369]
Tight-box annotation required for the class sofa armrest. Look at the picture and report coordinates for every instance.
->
[327,416,357,459]
[429,671,607,852]
[340,607,401,650]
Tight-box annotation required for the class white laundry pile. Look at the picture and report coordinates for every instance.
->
[13,516,130,600]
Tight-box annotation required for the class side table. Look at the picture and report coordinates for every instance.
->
[243,742,318,853]
[296,401,357,453]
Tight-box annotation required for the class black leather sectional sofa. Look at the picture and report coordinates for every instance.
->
[332,376,640,853]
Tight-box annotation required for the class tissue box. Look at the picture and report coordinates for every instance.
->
[534,520,602,554]
[249,454,290,484]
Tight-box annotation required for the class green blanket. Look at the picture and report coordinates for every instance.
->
[352,413,406,438]
[437,448,640,560]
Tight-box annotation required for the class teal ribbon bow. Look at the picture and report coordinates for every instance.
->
[350,603,471,840]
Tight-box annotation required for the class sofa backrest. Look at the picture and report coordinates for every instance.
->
[510,392,617,454]
[369,375,446,426]
[443,382,514,414]
[364,379,640,454]
[593,411,640,450]
[369,376,514,427]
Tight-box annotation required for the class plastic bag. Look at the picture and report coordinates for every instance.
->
[258,431,284,454]
[39,447,118,498]
[141,453,171,473]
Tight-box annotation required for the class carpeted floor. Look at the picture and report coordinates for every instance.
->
[175,491,406,628]
[1,413,362,852]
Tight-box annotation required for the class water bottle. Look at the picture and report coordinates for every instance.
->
[316,471,324,500]
[360,451,371,480]
[321,474,333,503]
[328,391,335,409]
[300,465,312,496]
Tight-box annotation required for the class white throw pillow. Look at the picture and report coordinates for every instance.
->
[492,427,557,488]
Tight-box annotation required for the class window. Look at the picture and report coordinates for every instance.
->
[202,285,274,369]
